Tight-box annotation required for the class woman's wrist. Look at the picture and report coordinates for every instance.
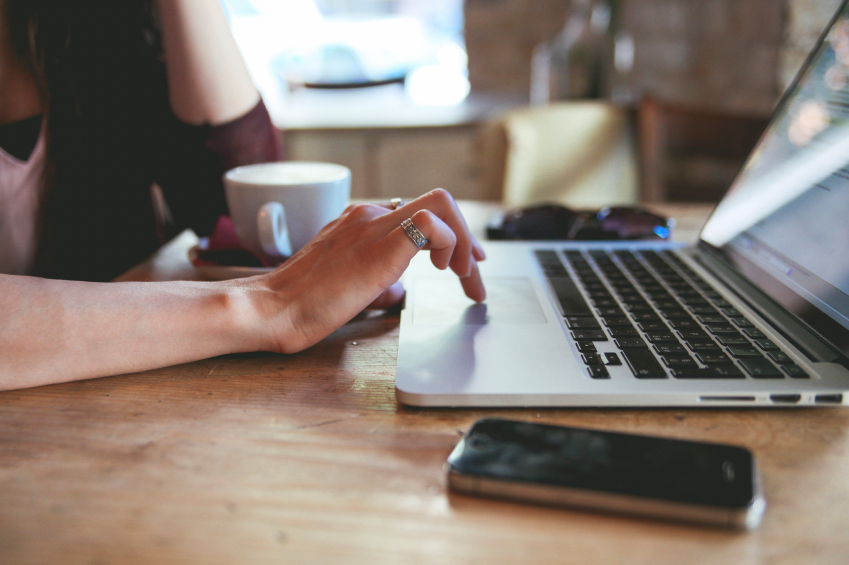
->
[224,274,302,355]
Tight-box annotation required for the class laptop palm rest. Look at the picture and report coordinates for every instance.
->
[396,276,581,401]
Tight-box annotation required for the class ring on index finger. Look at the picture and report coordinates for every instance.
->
[390,198,405,210]
[401,218,428,248]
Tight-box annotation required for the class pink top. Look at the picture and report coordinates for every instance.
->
[0,121,45,275]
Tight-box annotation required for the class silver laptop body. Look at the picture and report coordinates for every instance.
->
[395,1,849,408]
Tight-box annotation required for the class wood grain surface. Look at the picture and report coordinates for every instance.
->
[2,202,847,565]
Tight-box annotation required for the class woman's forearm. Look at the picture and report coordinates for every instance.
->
[157,0,259,125]
[0,275,264,390]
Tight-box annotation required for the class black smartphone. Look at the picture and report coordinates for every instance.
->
[446,418,765,530]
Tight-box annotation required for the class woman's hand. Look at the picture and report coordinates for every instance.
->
[244,189,486,354]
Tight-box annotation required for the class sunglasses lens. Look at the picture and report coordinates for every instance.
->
[597,207,673,240]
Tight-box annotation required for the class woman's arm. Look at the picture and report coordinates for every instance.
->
[0,275,260,390]
[157,0,259,126]
[0,191,485,391]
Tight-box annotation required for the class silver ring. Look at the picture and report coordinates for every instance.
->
[390,198,405,210]
[401,218,428,248]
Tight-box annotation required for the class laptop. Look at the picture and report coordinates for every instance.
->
[395,1,849,408]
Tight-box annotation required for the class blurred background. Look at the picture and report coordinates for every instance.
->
[220,0,843,206]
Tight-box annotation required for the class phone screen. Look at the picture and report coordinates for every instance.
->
[448,419,756,509]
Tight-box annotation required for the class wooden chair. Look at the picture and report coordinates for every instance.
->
[638,98,769,202]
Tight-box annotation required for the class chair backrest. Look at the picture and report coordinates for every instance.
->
[484,101,639,207]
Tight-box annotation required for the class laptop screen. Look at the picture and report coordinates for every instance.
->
[699,0,849,354]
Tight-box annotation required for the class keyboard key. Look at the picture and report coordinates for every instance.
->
[616,288,642,297]
[696,352,732,364]
[662,355,697,368]
[753,339,779,351]
[739,358,783,379]
[588,291,613,301]
[704,324,738,334]
[659,309,690,319]
[601,316,632,327]
[604,352,622,366]
[666,318,700,329]
[689,306,719,315]
[720,307,742,317]
[582,353,602,365]
[677,329,709,341]
[715,335,750,346]
[696,315,727,324]
[615,337,649,349]
[726,346,763,358]
[731,318,754,328]
[646,333,678,343]
[597,307,625,317]
[547,275,593,317]
[576,341,597,353]
[671,365,745,379]
[631,313,662,322]
[768,351,792,364]
[782,364,809,378]
[742,328,767,339]
[678,296,709,306]
[686,341,721,352]
[571,330,608,341]
[620,349,668,379]
[637,321,670,332]
[641,285,665,293]
[587,366,610,379]
[565,317,601,329]
[654,343,687,355]
[608,326,639,337]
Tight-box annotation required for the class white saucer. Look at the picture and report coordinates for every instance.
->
[188,245,273,280]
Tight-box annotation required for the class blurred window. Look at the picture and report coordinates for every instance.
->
[221,0,469,106]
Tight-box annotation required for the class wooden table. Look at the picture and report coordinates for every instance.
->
[2,202,848,565]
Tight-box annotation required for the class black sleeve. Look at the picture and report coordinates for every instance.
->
[155,99,283,237]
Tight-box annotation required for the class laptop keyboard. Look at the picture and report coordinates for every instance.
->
[535,249,810,381]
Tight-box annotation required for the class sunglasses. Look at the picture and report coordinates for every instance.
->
[487,204,674,241]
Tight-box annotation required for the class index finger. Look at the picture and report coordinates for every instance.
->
[459,258,485,303]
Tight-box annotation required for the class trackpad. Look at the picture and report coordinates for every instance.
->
[412,277,547,325]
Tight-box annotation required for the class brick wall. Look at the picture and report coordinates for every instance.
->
[621,0,783,116]
[466,0,842,116]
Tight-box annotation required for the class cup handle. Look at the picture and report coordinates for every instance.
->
[257,202,293,258]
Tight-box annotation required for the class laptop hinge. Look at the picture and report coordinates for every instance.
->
[685,248,845,365]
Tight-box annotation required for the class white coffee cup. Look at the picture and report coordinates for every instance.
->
[223,162,351,262]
